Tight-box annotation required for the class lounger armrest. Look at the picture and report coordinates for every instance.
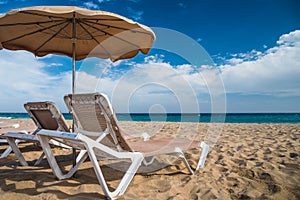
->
[5,132,36,141]
[37,129,78,140]
[196,141,210,170]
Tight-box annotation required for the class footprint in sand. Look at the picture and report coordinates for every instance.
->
[289,152,298,158]
[238,168,255,179]
[257,172,281,194]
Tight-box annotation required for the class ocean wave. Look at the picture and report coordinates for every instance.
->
[0,117,12,119]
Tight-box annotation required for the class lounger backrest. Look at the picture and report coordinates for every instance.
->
[64,94,108,133]
[64,93,132,151]
[24,102,70,133]
[95,93,132,151]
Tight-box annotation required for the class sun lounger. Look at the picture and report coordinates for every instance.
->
[3,101,71,165]
[37,93,210,199]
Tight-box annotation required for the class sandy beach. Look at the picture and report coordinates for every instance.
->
[0,119,299,199]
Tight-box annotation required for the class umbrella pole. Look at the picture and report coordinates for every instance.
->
[72,12,76,95]
[72,12,77,170]
[71,41,77,169]
[72,43,76,94]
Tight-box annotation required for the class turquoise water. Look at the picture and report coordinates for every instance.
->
[0,113,299,123]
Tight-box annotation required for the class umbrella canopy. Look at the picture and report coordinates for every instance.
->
[0,6,156,93]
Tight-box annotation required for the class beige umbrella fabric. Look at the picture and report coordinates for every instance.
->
[0,6,156,93]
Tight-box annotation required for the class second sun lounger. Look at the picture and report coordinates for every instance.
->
[3,101,71,166]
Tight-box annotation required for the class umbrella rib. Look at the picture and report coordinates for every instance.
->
[77,22,112,57]
[80,18,124,21]
[85,20,134,31]
[20,11,125,21]
[77,22,101,44]
[81,21,141,49]
[34,21,71,53]
[1,20,68,44]
[21,10,68,19]
[83,19,153,36]
[0,19,66,27]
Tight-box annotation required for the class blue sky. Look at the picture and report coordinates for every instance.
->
[0,0,300,113]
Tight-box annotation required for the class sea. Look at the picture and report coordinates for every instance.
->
[0,113,299,123]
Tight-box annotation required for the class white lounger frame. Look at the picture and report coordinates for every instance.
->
[37,129,209,199]
[37,129,144,198]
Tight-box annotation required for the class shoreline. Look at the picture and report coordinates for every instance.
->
[0,119,299,199]
[1,113,300,124]
[0,118,299,125]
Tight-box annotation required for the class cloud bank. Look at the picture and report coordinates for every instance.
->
[220,30,300,97]
[0,30,299,112]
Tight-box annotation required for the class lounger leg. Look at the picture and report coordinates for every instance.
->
[34,152,45,166]
[6,138,28,166]
[174,147,194,174]
[142,156,155,166]
[196,141,210,170]
[0,139,20,158]
[0,146,12,158]
[76,150,87,163]
[37,134,88,180]
[75,132,108,163]
[118,153,144,196]
[79,134,144,199]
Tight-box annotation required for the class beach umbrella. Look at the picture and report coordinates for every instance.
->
[0,6,155,94]
[0,6,155,167]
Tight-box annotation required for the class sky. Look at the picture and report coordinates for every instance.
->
[0,0,300,113]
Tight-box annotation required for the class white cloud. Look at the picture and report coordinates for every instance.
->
[227,57,243,65]
[220,30,300,96]
[36,54,54,60]
[82,1,99,9]
[0,0,8,5]
[234,49,263,62]
[196,38,202,43]
[0,50,71,112]
[108,62,202,113]
[126,7,144,21]
[76,57,219,113]
[98,0,111,3]
[128,0,141,2]
[143,54,165,63]
[49,63,64,67]
[103,30,300,112]
[277,30,300,46]
[178,2,186,8]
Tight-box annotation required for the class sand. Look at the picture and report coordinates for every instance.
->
[0,119,299,200]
